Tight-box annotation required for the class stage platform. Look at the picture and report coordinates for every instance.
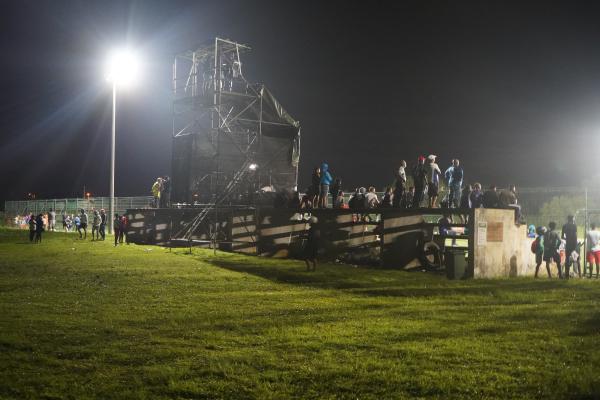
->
[124,206,535,279]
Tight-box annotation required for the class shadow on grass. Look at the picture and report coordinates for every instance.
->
[208,258,574,298]
[570,312,600,336]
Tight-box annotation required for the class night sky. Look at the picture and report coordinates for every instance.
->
[3,1,600,205]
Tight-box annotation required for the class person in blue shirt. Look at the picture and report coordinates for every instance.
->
[444,159,464,208]
[318,162,333,208]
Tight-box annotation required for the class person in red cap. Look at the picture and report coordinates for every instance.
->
[411,155,427,207]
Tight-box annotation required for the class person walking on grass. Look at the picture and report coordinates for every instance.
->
[34,214,44,243]
[62,211,68,231]
[99,209,107,241]
[544,221,562,279]
[78,209,88,240]
[586,223,600,279]
[28,214,36,243]
[48,209,56,232]
[119,214,129,244]
[91,210,101,241]
[534,226,550,278]
[304,216,320,272]
[113,214,121,246]
[561,215,577,280]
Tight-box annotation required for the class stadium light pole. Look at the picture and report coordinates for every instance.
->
[105,49,139,234]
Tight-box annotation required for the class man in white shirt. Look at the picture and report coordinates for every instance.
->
[586,223,600,278]
[365,187,380,209]
[425,155,442,208]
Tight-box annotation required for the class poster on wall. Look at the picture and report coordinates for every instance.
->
[487,222,504,242]
[477,222,487,245]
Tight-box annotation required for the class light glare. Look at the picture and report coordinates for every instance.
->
[105,49,139,86]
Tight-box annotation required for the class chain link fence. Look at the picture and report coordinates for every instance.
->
[4,196,153,220]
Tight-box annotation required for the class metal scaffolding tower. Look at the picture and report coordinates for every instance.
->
[171,37,300,205]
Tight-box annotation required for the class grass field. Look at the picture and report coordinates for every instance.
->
[1,228,599,399]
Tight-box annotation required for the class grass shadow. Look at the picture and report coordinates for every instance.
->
[208,258,576,299]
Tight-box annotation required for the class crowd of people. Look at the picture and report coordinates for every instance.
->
[15,208,129,246]
[530,215,600,280]
[301,157,522,221]
[151,176,171,208]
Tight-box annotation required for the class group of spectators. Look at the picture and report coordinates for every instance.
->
[531,215,600,280]
[151,176,171,208]
[302,157,522,221]
[18,208,128,246]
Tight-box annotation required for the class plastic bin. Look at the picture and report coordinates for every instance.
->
[445,248,469,280]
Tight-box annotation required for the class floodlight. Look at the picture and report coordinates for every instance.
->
[105,49,139,86]
[249,163,258,171]
[104,47,140,234]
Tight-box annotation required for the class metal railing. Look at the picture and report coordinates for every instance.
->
[4,186,600,228]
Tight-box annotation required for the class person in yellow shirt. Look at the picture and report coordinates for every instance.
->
[151,177,162,208]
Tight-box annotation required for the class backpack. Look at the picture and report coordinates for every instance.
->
[530,239,538,254]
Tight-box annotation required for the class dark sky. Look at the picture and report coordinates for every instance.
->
[3,0,600,205]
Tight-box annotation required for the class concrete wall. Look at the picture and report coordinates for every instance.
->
[473,208,536,278]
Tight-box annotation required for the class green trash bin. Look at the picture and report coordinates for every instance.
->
[445,248,469,280]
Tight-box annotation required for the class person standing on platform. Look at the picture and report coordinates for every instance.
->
[310,167,321,208]
[318,162,333,209]
[470,183,483,208]
[78,209,88,240]
[99,209,107,240]
[482,185,499,208]
[445,159,464,208]
[365,186,380,209]
[381,187,393,208]
[561,215,578,280]
[330,178,342,205]
[160,176,171,208]
[393,160,407,208]
[412,156,427,208]
[404,186,415,209]
[151,177,162,208]
[425,155,442,208]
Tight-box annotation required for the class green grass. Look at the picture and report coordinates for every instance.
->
[1,228,599,399]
